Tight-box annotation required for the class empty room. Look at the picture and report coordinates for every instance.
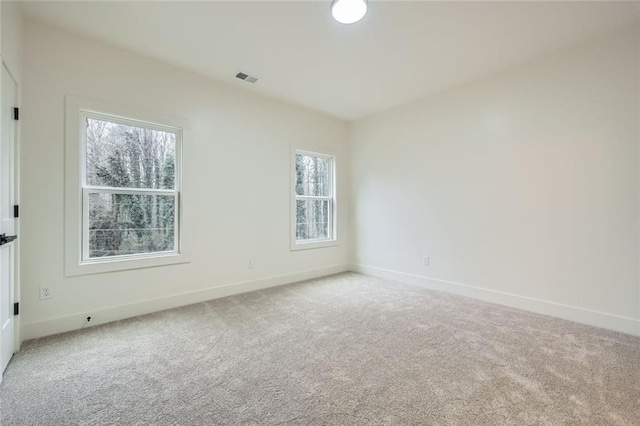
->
[0,0,639,424]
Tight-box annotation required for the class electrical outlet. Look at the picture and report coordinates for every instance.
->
[422,256,430,266]
[40,286,52,300]
[247,259,254,269]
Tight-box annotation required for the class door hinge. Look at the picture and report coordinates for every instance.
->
[14,302,19,316]
[13,107,19,121]
[13,205,19,218]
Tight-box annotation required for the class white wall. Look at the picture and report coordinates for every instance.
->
[21,20,350,339]
[19,18,640,339]
[350,26,640,335]
[1,1,22,83]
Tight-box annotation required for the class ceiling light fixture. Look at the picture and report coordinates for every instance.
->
[331,0,368,24]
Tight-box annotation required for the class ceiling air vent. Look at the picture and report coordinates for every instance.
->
[235,71,259,84]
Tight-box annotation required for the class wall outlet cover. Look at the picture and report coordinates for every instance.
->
[40,286,52,300]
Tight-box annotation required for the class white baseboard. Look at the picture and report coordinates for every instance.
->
[22,263,349,341]
[350,264,640,337]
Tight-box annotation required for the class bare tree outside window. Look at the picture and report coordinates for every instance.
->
[295,152,334,241]
[83,116,179,259]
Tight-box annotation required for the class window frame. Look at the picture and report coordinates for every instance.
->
[65,96,189,276]
[290,146,338,251]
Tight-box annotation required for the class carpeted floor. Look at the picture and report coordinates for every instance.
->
[1,272,639,425]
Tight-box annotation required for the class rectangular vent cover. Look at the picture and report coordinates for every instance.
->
[235,71,259,84]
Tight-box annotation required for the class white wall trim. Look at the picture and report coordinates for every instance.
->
[64,95,192,277]
[290,144,340,252]
[22,263,349,341]
[350,264,640,337]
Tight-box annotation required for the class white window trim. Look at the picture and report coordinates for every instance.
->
[65,96,190,276]
[290,145,339,251]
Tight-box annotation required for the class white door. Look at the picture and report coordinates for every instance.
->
[0,64,18,377]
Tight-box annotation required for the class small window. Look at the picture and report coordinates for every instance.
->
[291,149,337,250]
[65,96,188,276]
[82,114,180,261]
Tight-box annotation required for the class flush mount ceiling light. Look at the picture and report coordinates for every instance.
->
[331,0,368,24]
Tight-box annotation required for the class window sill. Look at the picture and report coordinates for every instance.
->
[65,252,190,277]
[290,239,339,251]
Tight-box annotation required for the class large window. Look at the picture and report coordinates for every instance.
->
[65,97,187,276]
[82,114,180,261]
[292,149,337,250]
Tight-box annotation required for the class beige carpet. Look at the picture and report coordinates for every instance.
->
[1,272,639,425]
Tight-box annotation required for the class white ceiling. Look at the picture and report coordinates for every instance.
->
[18,1,640,121]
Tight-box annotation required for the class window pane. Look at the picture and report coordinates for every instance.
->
[86,117,176,190]
[296,199,330,241]
[295,154,331,197]
[87,192,176,259]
